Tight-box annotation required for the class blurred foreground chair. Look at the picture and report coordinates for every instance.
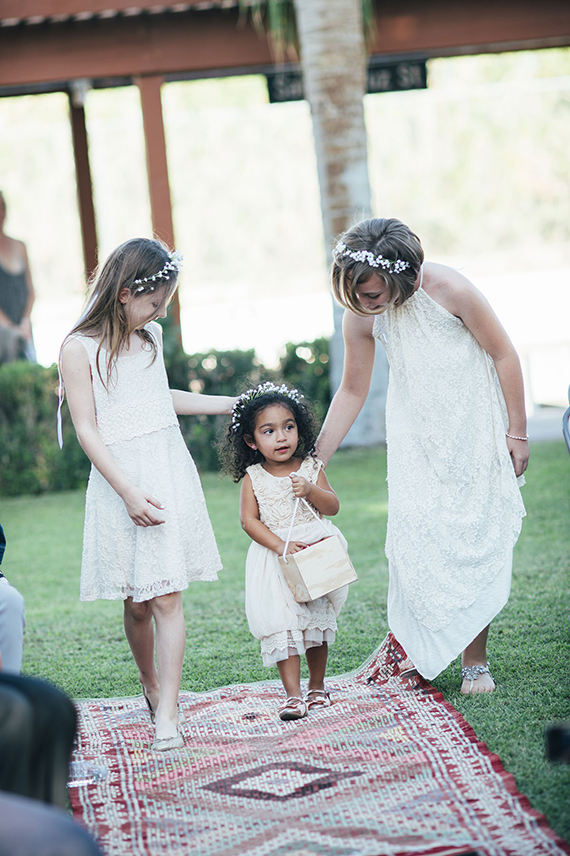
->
[562,386,570,452]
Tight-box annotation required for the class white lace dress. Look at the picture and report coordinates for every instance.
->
[245,457,348,667]
[374,285,526,679]
[75,323,221,602]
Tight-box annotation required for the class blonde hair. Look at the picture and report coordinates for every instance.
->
[64,237,178,386]
[332,218,424,316]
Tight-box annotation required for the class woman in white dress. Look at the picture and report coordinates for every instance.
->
[316,218,528,693]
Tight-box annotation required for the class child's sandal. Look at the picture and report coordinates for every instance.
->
[305,689,331,711]
[278,697,308,721]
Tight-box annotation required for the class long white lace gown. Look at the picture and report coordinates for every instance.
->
[245,456,348,667]
[75,322,221,602]
[373,285,526,679]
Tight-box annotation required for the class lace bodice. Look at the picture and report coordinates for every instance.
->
[374,286,525,631]
[74,323,179,446]
[247,457,323,532]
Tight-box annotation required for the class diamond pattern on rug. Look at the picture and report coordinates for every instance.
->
[202,760,363,800]
[70,634,570,856]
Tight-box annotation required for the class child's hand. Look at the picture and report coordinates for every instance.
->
[289,473,312,498]
[122,486,166,527]
[286,541,308,555]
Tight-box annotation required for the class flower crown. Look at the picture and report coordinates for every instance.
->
[231,382,302,433]
[134,250,183,292]
[334,241,410,274]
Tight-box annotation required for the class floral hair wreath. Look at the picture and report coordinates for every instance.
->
[134,250,184,292]
[231,382,302,433]
[334,241,410,274]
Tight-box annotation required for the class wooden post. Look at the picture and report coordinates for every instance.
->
[135,74,181,343]
[68,89,98,280]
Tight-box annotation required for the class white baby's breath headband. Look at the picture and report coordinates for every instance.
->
[134,250,183,292]
[334,241,410,274]
[231,382,302,433]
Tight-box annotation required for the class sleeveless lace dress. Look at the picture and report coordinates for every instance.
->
[374,285,526,679]
[245,456,348,667]
[76,322,221,602]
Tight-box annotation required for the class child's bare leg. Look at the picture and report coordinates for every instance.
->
[123,598,160,711]
[276,655,306,720]
[277,655,302,699]
[306,642,328,691]
[461,624,495,694]
[150,591,186,739]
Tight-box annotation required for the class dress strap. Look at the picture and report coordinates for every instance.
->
[56,367,65,449]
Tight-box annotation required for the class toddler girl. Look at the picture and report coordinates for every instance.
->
[220,382,348,720]
[60,237,235,750]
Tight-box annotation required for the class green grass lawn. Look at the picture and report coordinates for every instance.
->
[1,442,569,840]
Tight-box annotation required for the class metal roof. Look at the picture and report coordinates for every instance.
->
[0,1,240,27]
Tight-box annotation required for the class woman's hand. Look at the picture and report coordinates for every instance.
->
[506,436,530,478]
[289,474,312,498]
[17,317,32,341]
[122,486,166,527]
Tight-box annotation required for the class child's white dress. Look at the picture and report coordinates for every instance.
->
[245,456,348,667]
[74,322,221,602]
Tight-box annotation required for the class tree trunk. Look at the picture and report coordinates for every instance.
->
[293,0,388,445]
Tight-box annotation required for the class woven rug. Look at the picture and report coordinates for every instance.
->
[70,634,569,856]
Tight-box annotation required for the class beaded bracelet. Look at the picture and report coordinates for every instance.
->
[506,432,529,441]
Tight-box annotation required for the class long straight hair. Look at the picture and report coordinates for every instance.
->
[64,238,178,386]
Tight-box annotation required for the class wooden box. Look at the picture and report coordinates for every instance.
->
[278,535,358,603]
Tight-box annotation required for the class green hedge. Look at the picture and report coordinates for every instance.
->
[0,361,89,496]
[164,336,330,471]
[0,336,331,496]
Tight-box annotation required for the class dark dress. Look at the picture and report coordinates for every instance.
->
[0,261,28,325]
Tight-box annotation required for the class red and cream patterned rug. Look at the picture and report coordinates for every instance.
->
[70,634,569,856]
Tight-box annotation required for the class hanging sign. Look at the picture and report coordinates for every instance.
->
[266,57,427,103]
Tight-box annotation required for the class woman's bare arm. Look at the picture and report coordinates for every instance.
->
[316,311,376,466]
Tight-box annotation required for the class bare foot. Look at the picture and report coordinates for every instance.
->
[460,665,495,694]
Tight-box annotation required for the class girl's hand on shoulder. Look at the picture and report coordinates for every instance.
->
[289,474,311,498]
[122,486,166,527]
[506,436,530,478]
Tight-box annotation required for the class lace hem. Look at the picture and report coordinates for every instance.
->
[80,573,218,603]
[260,628,336,667]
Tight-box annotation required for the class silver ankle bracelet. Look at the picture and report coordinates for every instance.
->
[461,663,491,681]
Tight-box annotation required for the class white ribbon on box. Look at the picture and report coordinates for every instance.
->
[278,498,358,603]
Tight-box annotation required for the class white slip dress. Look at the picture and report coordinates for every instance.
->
[75,322,222,602]
[373,284,526,679]
[245,456,348,667]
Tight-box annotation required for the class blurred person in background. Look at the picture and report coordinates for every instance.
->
[0,191,36,365]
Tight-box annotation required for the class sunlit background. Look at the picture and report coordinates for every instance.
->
[1,47,569,409]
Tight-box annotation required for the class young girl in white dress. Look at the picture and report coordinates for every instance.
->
[220,382,348,721]
[60,238,235,750]
[317,218,528,694]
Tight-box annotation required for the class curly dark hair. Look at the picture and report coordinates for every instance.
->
[219,387,317,482]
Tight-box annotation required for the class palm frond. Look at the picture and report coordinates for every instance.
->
[237,0,376,61]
